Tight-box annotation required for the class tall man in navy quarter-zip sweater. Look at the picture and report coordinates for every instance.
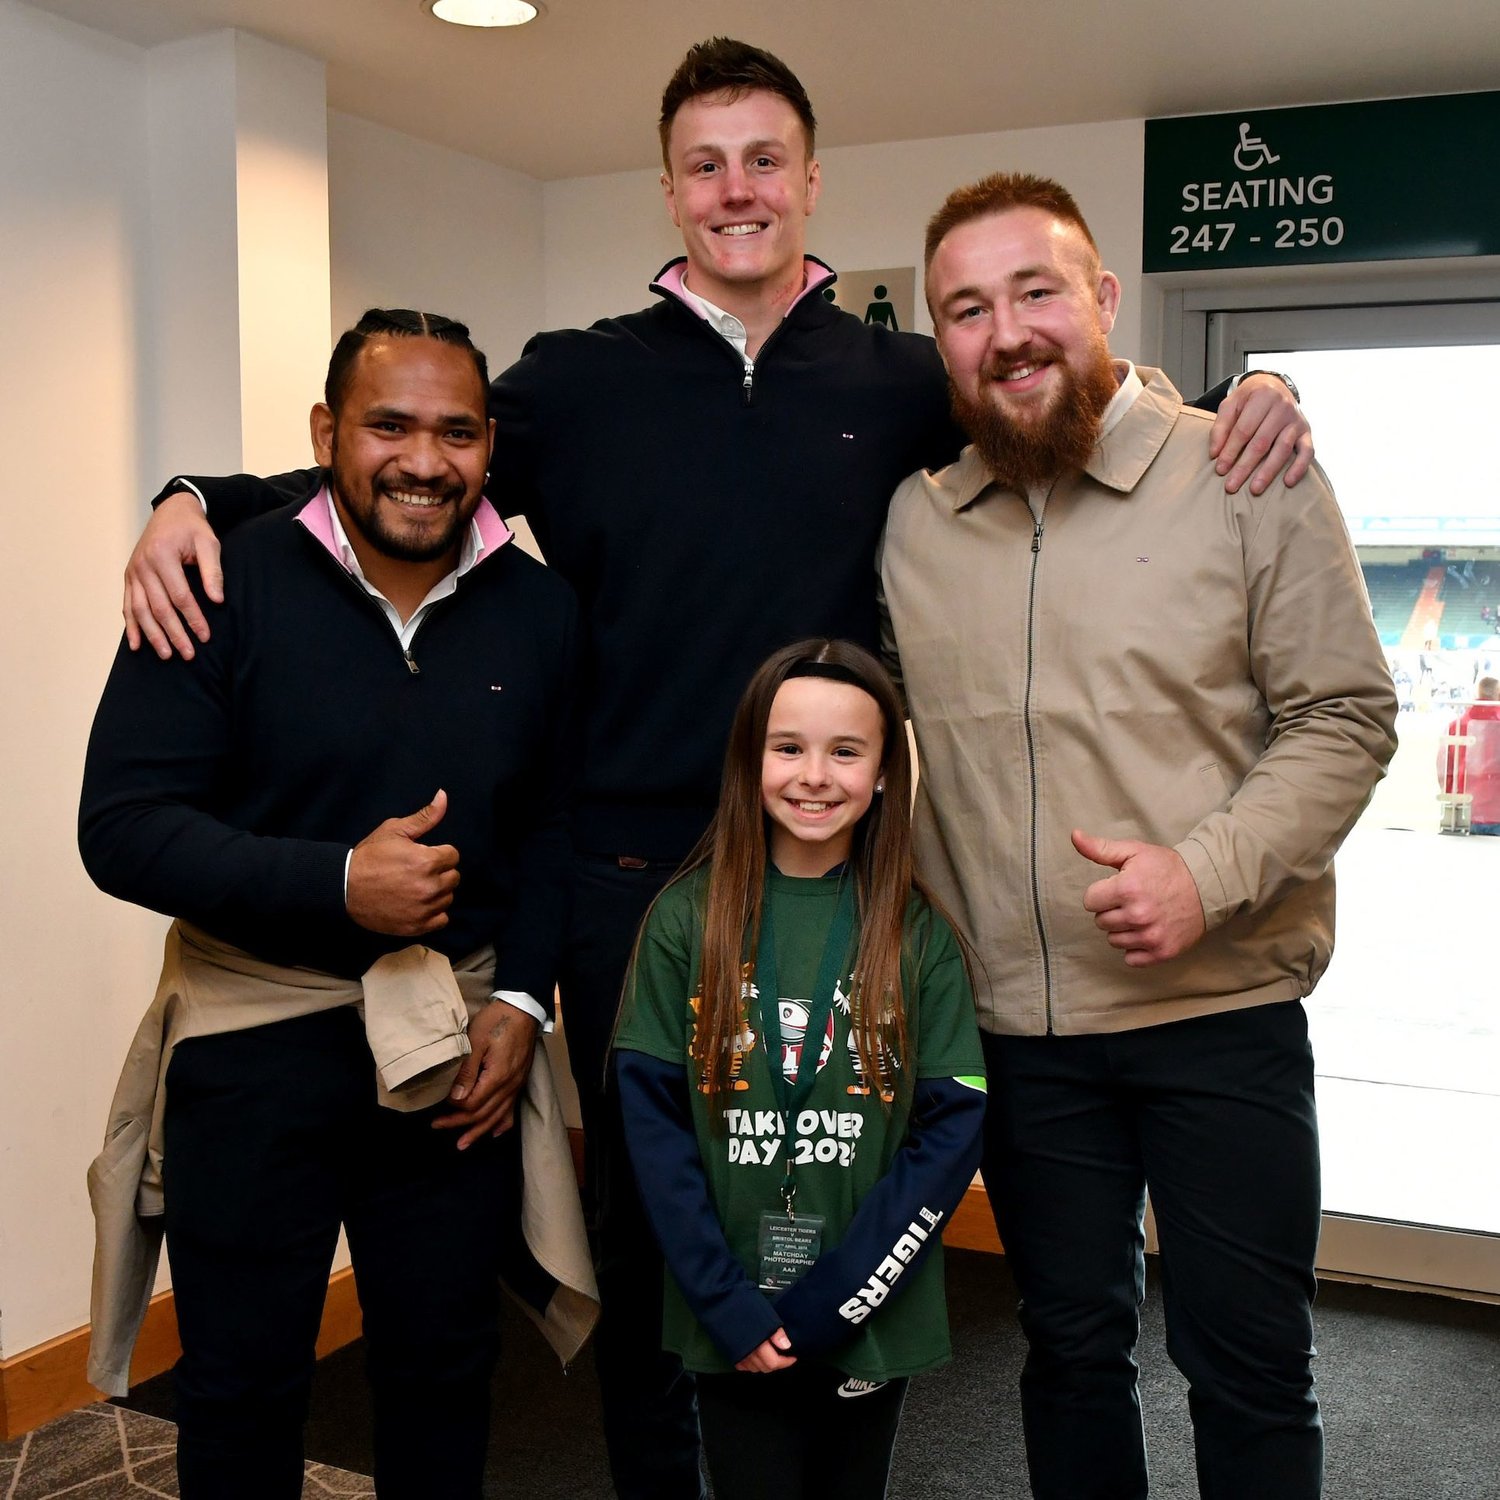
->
[82,311,579,1500]
[115,42,1316,1499]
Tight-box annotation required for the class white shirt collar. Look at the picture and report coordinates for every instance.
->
[324,490,485,582]
[323,489,486,650]
[1099,359,1144,438]
[676,270,813,363]
[676,281,751,360]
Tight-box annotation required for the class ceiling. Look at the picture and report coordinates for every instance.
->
[23,0,1500,181]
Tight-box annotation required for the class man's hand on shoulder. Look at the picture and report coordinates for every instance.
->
[432,1000,539,1148]
[123,490,223,660]
[1207,372,1313,497]
[346,791,461,936]
[1073,828,1207,967]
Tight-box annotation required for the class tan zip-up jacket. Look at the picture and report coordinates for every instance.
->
[87,923,598,1395]
[879,366,1398,1037]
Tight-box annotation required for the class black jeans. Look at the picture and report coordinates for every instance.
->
[697,1365,909,1500]
[981,1001,1324,1500]
[163,1008,516,1500]
[560,852,706,1500]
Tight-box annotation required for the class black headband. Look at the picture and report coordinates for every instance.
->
[785,660,869,689]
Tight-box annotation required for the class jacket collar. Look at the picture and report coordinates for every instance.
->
[946,365,1183,513]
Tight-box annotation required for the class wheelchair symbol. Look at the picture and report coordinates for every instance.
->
[1233,121,1280,172]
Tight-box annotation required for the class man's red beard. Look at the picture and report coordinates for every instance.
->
[948,341,1120,491]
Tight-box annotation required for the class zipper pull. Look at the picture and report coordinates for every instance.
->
[403,650,420,675]
[741,360,754,405]
[1032,518,1044,554]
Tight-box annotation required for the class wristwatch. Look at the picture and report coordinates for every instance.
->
[1245,368,1301,404]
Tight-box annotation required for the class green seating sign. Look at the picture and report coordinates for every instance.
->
[1143,93,1500,272]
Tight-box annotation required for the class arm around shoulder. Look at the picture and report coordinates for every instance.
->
[1202,372,1313,496]
[126,468,321,659]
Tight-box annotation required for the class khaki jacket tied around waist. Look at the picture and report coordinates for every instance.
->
[87,922,598,1397]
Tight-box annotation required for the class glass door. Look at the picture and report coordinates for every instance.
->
[1205,300,1500,1295]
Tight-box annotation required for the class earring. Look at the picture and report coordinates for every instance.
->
[875,780,885,794]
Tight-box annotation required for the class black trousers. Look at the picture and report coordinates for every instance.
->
[162,1008,516,1500]
[981,1001,1324,1500]
[559,852,706,1500]
[697,1366,909,1500]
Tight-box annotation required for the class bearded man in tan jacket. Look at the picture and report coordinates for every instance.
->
[879,173,1398,1500]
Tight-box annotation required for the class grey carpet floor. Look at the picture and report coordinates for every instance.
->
[114,1249,1500,1498]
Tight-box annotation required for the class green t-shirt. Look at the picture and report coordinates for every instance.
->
[615,865,983,1379]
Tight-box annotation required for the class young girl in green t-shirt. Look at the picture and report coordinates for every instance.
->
[614,639,987,1499]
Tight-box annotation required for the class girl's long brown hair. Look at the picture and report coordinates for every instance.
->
[681,640,932,1108]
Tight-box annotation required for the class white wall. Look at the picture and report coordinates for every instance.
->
[543,119,1152,361]
[542,164,684,332]
[329,112,545,373]
[227,32,333,477]
[0,0,163,1360]
[143,28,332,487]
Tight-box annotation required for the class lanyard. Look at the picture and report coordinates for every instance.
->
[754,875,856,1219]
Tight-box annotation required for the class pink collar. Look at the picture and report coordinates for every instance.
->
[653,257,837,322]
[296,486,513,571]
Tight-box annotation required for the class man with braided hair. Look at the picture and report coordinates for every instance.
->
[83,310,580,1499]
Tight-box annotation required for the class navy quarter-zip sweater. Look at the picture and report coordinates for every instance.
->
[81,499,580,1000]
[491,262,966,859]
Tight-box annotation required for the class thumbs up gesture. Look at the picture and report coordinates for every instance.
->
[347,789,461,936]
[1071,829,1206,967]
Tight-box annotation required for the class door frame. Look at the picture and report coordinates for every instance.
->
[1155,260,1500,395]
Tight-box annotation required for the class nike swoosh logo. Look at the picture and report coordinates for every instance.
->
[835,1378,888,1399]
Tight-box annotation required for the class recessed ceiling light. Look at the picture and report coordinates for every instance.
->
[424,0,543,27]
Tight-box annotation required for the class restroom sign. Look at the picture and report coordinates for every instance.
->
[821,268,916,336]
[1143,92,1500,272]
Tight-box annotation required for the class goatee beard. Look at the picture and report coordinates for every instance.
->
[949,347,1120,491]
[331,456,470,564]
